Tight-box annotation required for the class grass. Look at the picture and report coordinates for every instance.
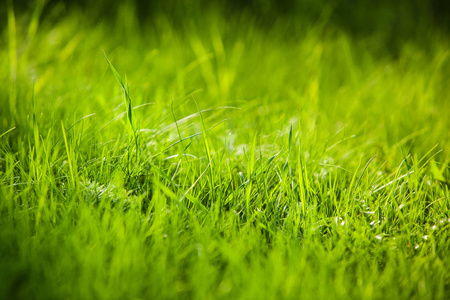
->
[1,2,450,299]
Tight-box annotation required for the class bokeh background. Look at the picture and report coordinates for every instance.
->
[4,0,450,45]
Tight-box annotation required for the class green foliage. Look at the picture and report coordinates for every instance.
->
[0,1,449,300]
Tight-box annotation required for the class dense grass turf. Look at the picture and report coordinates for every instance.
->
[1,2,450,299]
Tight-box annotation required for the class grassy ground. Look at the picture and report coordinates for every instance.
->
[1,2,450,299]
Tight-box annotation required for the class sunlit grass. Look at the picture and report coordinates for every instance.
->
[0,2,449,299]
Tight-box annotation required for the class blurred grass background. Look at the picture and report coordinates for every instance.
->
[1,0,449,151]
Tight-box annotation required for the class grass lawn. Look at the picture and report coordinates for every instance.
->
[1,1,449,299]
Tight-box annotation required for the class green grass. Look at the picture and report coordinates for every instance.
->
[1,2,450,299]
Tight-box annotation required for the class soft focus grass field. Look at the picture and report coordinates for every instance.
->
[1,1,450,299]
